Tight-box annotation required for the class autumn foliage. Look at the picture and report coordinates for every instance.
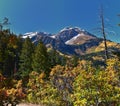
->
[0,74,26,105]
[0,30,120,106]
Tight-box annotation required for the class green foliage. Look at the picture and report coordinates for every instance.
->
[32,41,50,76]
[0,30,10,73]
[70,55,79,67]
[48,49,62,67]
[50,65,74,106]
[26,71,62,106]
[19,37,34,78]
[20,58,120,106]
[72,59,120,106]
[113,51,120,60]
[0,30,20,77]
[0,29,120,106]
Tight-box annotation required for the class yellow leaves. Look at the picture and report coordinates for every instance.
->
[28,71,46,87]
[50,65,64,76]
[16,80,22,88]
[73,59,120,105]
[0,74,25,104]
[92,56,104,61]
[0,79,25,105]
[13,45,18,49]
[28,71,46,86]
[27,89,32,93]
[27,93,34,102]
[29,71,39,77]
[39,79,44,84]
[107,58,118,66]
[26,71,61,105]
[6,80,26,99]
[35,92,41,97]
[106,58,120,73]
[7,88,16,95]
[74,98,87,106]
[107,70,115,79]
[39,72,46,79]
[95,40,118,52]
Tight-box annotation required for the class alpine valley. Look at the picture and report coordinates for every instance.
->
[22,27,120,58]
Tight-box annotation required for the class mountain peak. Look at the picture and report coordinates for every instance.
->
[23,32,39,39]
[21,27,120,56]
[22,31,52,39]
[60,27,84,33]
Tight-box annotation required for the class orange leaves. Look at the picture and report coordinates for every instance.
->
[28,71,46,87]
[6,87,26,101]
[8,35,18,49]
[0,74,25,105]
[39,72,46,79]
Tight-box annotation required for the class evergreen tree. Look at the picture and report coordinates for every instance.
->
[19,37,34,77]
[61,54,67,66]
[32,41,50,76]
[15,35,23,72]
[71,55,79,67]
[0,30,20,77]
[48,49,62,67]
[0,31,8,74]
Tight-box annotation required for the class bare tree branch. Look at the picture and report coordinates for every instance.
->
[100,5,109,62]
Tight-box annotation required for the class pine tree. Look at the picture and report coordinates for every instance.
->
[32,41,50,76]
[0,30,19,77]
[61,54,67,66]
[70,55,79,67]
[48,49,61,67]
[19,37,34,77]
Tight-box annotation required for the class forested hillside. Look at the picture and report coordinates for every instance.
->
[0,30,120,106]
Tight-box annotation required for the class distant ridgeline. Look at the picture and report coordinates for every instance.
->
[22,27,120,57]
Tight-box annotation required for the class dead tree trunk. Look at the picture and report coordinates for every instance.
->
[100,6,109,62]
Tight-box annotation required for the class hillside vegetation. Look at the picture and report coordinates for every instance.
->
[0,30,120,106]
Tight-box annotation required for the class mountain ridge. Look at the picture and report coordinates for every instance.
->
[22,27,120,56]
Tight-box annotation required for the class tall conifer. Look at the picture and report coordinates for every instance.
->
[19,37,34,77]
[32,41,50,76]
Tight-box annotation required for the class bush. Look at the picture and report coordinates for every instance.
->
[0,73,26,105]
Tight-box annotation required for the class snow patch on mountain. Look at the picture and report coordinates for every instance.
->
[65,33,84,45]
[60,27,84,33]
[23,32,38,39]
[50,35,56,39]
[60,27,73,32]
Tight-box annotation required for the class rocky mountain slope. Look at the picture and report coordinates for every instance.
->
[22,27,120,56]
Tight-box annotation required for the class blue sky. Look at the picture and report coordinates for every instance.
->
[0,0,120,42]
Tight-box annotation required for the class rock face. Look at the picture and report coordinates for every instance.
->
[22,27,119,55]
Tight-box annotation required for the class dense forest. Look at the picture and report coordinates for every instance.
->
[0,29,120,106]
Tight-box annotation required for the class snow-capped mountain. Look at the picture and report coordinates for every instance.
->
[22,27,103,55]
[23,31,51,39]
[55,27,83,42]
[65,32,98,45]
[23,32,39,39]
[65,33,84,45]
